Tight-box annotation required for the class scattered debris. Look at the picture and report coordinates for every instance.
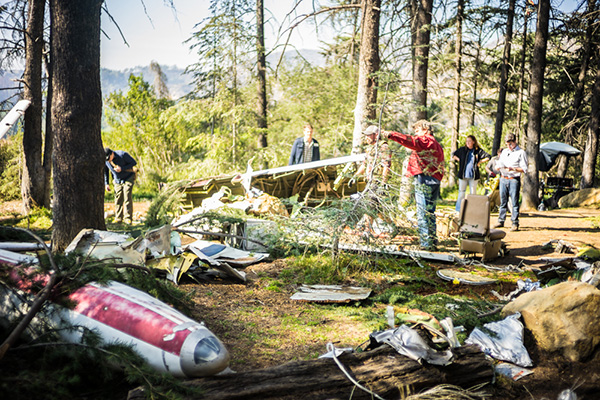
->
[491,279,541,302]
[0,242,45,251]
[65,229,146,265]
[542,239,577,254]
[465,312,532,367]
[290,284,371,303]
[145,253,198,284]
[495,362,534,381]
[370,325,453,366]
[182,154,367,210]
[185,239,269,267]
[436,269,498,285]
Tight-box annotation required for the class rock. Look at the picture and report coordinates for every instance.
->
[501,281,600,362]
[558,188,600,208]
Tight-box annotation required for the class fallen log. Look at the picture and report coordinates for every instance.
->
[183,345,494,400]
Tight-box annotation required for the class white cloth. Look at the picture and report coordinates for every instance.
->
[496,146,528,178]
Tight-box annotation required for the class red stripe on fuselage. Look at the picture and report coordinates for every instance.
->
[69,285,186,355]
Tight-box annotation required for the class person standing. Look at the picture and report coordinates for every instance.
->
[288,123,320,165]
[452,135,490,212]
[485,147,504,178]
[104,147,137,224]
[352,125,391,187]
[350,124,392,235]
[382,120,445,250]
[493,134,528,231]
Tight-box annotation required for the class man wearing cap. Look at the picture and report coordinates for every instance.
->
[381,120,444,250]
[493,134,528,231]
[353,124,391,186]
[289,123,320,165]
[104,147,138,224]
[349,125,392,235]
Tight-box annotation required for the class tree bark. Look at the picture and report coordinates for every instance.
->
[492,0,516,155]
[352,0,381,154]
[581,54,600,189]
[449,0,464,188]
[556,0,596,178]
[409,0,433,124]
[50,0,105,251]
[184,345,493,400]
[470,26,483,127]
[42,49,54,210]
[515,10,529,142]
[256,0,267,149]
[21,0,47,211]
[522,0,550,210]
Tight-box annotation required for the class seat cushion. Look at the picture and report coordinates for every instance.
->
[489,229,506,240]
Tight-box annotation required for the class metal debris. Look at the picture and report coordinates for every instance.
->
[291,284,371,303]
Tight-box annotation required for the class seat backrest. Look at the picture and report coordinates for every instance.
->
[458,194,490,236]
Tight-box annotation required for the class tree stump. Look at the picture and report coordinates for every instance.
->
[184,345,494,400]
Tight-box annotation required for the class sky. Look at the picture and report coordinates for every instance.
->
[100,0,582,71]
[100,0,335,70]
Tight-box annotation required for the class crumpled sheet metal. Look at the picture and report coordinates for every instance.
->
[290,284,371,303]
[185,240,269,267]
[65,229,146,265]
[465,312,532,367]
[370,325,453,366]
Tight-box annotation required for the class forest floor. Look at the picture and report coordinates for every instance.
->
[2,200,600,399]
[175,206,600,400]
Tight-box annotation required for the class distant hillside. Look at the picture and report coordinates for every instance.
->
[101,65,193,99]
[0,71,21,106]
[1,49,326,106]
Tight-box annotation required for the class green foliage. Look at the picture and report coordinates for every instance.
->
[145,181,189,227]
[0,335,203,400]
[0,134,22,201]
[270,62,358,162]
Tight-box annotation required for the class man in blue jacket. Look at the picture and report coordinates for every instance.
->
[104,147,137,224]
[289,124,320,165]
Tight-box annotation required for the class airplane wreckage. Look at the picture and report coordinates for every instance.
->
[0,156,488,382]
[182,154,367,210]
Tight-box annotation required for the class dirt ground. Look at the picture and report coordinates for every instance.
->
[3,200,600,399]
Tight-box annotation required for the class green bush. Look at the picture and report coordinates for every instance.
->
[0,134,23,201]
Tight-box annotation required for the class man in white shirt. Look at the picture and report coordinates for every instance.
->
[493,133,528,231]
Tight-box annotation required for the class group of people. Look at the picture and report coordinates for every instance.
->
[105,122,528,242]
[288,122,528,249]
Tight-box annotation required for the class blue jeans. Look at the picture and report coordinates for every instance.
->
[414,174,440,248]
[498,177,521,226]
[455,178,478,212]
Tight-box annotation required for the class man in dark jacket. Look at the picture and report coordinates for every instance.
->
[289,124,320,165]
[104,147,137,224]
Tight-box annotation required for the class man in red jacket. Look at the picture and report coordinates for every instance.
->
[382,120,445,250]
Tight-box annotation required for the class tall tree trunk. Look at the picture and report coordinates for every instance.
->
[492,0,516,155]
[470,26,483,127]
[449,0,464,188]
[21,0,46,211]
[515,10,529,142]
[581,54,600,189]
[256,0,267,149]
[352,0,381,154]
[42,46,53,209]
[556,0,595,177]
[409,0,433,124]
[50,0,105,251]
[522,0,550,210]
